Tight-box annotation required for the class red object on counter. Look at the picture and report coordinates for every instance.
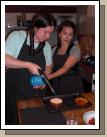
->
[88,117,95,125]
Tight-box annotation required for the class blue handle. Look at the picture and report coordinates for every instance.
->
[30,75,45,86]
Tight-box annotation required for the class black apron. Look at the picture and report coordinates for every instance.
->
[51,51,83,95]
[5,33,46,124]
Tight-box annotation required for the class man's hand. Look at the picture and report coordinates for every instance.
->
[27,62,41,75]
[33,85,46,90]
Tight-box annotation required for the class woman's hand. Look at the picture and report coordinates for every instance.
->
[46,74,52,80]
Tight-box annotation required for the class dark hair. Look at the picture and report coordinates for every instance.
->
[55,20,77,55]
[57,20,76,34]
[32,12,55,28]
[29,12,56,55]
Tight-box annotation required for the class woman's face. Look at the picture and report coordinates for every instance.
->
[59,26,74,46]
[34,26,54,42]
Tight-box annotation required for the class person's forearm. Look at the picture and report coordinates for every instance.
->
[5,54,40,75]
[48,56,79,80]
[5,54,30,69]
[44,64,53,75]
[48,67,67,80]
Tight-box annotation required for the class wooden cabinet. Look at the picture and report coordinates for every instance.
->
[79,35,95,57]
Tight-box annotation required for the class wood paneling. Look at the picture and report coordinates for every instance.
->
[79,35,95,57]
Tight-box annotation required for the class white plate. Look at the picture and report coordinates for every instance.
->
[83,111,95,125]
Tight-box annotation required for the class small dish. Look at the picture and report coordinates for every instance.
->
[50,97,63,107]
[74,97,88,106]
[83,111,95,125]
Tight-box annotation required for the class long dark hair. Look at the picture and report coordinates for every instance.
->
[55,20,77,55]
[29,12,55,55]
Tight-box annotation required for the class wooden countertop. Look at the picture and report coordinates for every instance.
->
[17,92,95,125]
[63,92,95,125]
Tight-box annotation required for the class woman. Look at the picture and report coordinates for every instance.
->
[5,13,55,124]
[47,20,83,95]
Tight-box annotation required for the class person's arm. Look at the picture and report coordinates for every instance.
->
[44,41,53,75]
[5,54,41,75]
[47,55,79,80]
[44,64,53,75]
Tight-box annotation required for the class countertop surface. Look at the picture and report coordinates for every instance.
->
[17,92,95,125]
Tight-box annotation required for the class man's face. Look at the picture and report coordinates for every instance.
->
[34,26,54,42]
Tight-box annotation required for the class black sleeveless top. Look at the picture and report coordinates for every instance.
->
[51,45,83,95]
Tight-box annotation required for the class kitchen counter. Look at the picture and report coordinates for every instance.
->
[17,92,95,125]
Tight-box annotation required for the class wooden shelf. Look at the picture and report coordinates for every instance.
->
[6,26,28,30]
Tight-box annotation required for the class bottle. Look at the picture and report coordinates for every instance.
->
[30,75,46,86]
[17,15,21,26]
[92,74,95,92]
[21,13,26,27]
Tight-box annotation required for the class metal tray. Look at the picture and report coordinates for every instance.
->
[42,93,92,113]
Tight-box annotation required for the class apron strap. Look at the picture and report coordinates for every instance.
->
[17,31,28,58]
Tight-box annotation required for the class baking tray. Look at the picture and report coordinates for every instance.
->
[42,93,92,113]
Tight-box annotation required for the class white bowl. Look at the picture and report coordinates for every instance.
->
[83,111,95,125]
